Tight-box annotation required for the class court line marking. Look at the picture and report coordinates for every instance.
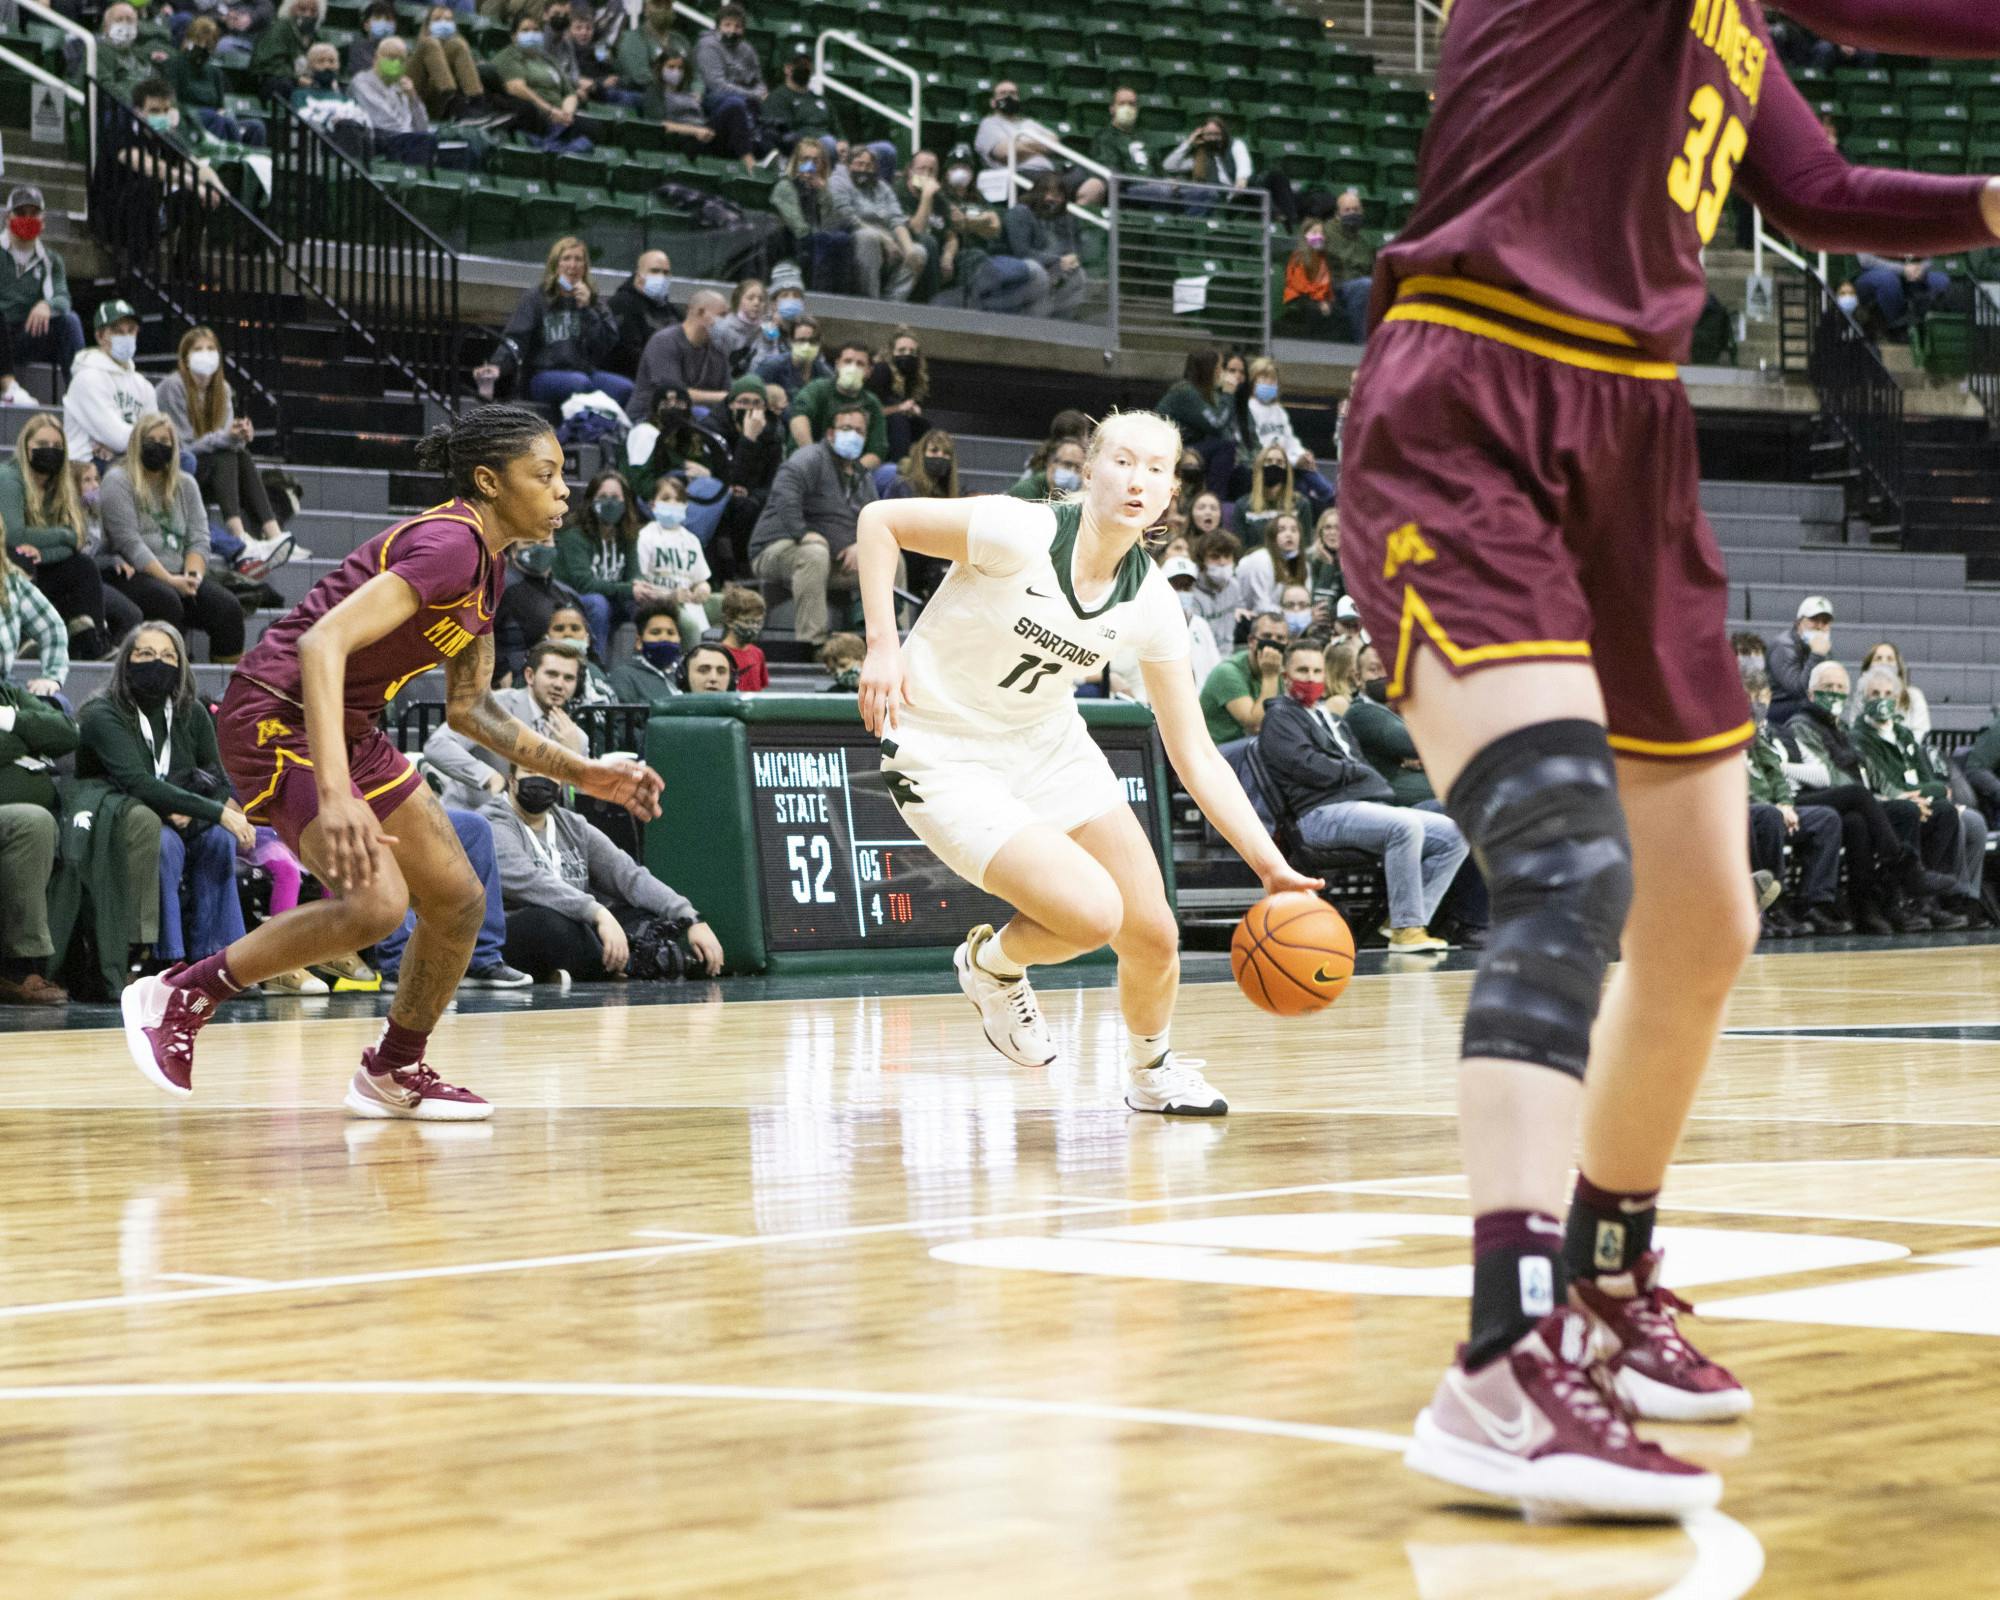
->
[0,1379,1764,1600]
[626,1230,743,1242]
[154,1272,270,1288]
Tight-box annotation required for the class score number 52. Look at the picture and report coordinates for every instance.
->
[787,834,837,904]
[1668,84,1746,245]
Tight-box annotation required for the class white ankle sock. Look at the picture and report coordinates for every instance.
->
[1127,1028,1170,1070]
[975,929,1024,981]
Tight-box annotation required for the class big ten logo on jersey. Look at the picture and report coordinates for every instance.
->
[1672,0,1766,245]
[422,615,479,658]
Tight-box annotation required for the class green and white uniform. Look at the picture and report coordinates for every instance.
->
[883,496,1187,886]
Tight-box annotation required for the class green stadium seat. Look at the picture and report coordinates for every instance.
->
[1372,151,1419,190]
[579,191,644,263]
[460,175,521,251]
[1318,143,1375,190]
[1913,312,1972,379]
[1320,74,1368,115]
[1832,65,1892,90]
[1363,110,1424,154]
[555,147,624,191]
[1846,135,1905,166]
[515,180,575,242]
[1847,101,1907,141]
[490,137,551,183]
[1366,75,1429,117]
[402,169,468,242]
[1906,137,1967,173]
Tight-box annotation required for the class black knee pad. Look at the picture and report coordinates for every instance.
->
[1444,720,1633,1079]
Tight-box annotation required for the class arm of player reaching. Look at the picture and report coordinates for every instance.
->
[1774,0,2000,57]
[853,497,975,735]
[1142,656,1322,899]
[443,635,663,822]
[1739,65,2000,253]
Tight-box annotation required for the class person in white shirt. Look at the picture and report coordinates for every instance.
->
[1243,358,1335,505]
[1235,509,1308,616]
[632,477,712,646]
[65,300,158,467]
[853,410,1320,1117]
[973,79,1104,205]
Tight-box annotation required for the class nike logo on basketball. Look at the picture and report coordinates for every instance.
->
[1313,964,1345,985]
[1447,1372,1536,1451]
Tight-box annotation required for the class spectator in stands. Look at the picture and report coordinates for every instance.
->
[1235,446,1309,549]
[643,42,720,153]
[1198,607,1286,745]
[710,277,768,369]
[884,430,958,502]
[171,17,265,146]
[491,10,591,153]
[114,80,236,230]
[289,40,373,139]
[1279,219,1337,339]
[0,190,82,404]
[1307,504,1343,620]
[705,375,783,577]
[762,43,835,159]
[816,631,864,692]
[1766,593,1834,727]
[409,6,485,122]
[349,35,456,165]
[977,80,1101,205]
[1854,254,1949,341]
[347,1,399,75]
[628,287,729,423]
[1851,663,1992,923]
[426,638,589,809]
[1162,114,1297,228]
[1279,580,1314,635]
[935,145,1048,316]
[716,585,768,688]
[65,301,155,469]
[495,539,588,681]
[96,3,175,104]
[249,0,322,100]
[156,326,291,569]
[1741,668,1850,937]
[1261,636,1464,949]
[3,416,134,662]
[1156,555,1221,687]
[894,150,950,299]
[553,3,634,109]
[868,326,931,461]
[78,622,255,967]
[771,139,850,293]
[1187,526,1248,631]
[750,403,879,647]
[608,250,679,378]
[1964,713,2000,830]
[1007,434,1082,503]
[216,2,270,69]
[691,3,767,171]
[830,145,928,303]
[541,605,616,704]
[0,674,74,1004]
[1243,359,1333,503]
[487,760,722,982]
[101,414,242,662]
[1158,349,1243,499]
[1236,509,1307,618]
[1854,639,1930,740]
[614,0,690,93]
[1318,189,1377,342]
[554,468,650,657]
[626,383,718,500]
[1188,490,1225,539]
[474,238,627,410]
[632,477,712,647]
[788,339,888,467]
[0,546,67,697]
[1085,86,1161,189]
[680,638,735,691]
[1731,629,1769,682]
[607,601,684,707]
[1001,173,1088,320]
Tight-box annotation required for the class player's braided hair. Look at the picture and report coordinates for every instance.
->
[414,405,555,500]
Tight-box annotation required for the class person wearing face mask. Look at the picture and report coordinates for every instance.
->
[761,42,835,156]
[1183,528,1249,633]
[348,35,456,166]
[1233,445,1305,550]
[614,0,691,91]
[250,0,324,101]
[750,400,883,646]
[479,236,629,410]
[643,44,718,149]
[1005,413,1092,499]
[1155,555,1222,689]
[1280,217,1338,339]
[156,326,291,572]
[1240,357,1333,503]
[1323,188,1377,342]
[0,187,84,413]
[486,757,722,983]
[606,250,681,377]
[77,623,257,972]
[493,12,590,151]
[770,138,855,293]
[975,78,1095,200]
[493,531,592,683]
[830,146,929,302]
[100,412,243,662]
[691,2,769,169]
[815,631,866,692]
[1157,349,1246,499]
[709,277,769,368]
[425,639,591,811]
[167,15,265,146]
[1765,594,1835,727]
[1198,606,1288,744]
[540,604,617,703]
[868,328,932,462]
[408,4,488,121]
[64,301,160,471]
[1736,667,1851,938]
[1848,638,1929,740]
[347,1,401,75]
[632,479,713,648]
[1086,86,1158,182]
[96,2,174,102]
[1000,173,1089,320]
[879,429,960,598]
[554,469,662,657]
[786,339,889,466]
[607,601,687,708]
[931,143,1050,317]
[1,416,135,661]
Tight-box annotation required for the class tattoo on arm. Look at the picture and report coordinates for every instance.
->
[444,637,593,782]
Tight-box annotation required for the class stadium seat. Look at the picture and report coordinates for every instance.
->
[1913,312,1972,379]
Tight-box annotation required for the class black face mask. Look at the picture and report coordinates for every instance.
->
[127,658,178,709]
[922,454,951,477]
[787,64,810,86]
[514,775,562,814]
[995,94,1020,115]
[1262,465,1287,488]
[187,44,210,63]
[657,406,689,431]
[893,353,920,378]
[515,544,556,577]
[547,11,569,27]
[27,443,66,478]
[312,67,337,87]
[1363,676,1391,704]
[640,638,682,671]
[139,438,175,473]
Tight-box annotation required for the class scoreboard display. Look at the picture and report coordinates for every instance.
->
[643,698,1174,972]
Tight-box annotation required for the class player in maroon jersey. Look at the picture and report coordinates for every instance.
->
[121,406,663,1121]
[1338,0,2000,1517]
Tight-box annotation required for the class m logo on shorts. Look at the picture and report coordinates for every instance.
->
[255,718,293,747]
[1382,521,1438,581]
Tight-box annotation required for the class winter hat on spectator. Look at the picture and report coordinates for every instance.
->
[768,261,805,295]
[1795,594,1834,621]
[729,373,766,400]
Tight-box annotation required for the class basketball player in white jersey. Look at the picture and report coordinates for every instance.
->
[854,411,1321,1114]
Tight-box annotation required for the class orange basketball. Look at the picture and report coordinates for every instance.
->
[1230,892,1355,1017]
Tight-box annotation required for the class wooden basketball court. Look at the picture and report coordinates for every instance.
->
[2,942,1995,1597]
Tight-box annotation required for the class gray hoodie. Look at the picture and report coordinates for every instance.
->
[64,347,158,462]
[481,793,695,925]
[100,463,210,575]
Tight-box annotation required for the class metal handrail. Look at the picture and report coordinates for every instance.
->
[1779,269,1905,519]
[1002,126,1111,236]
[8,0,94,170]
[1752,205,1829,284]
[813,29,921,158]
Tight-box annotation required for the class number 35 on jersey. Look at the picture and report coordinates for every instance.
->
[1671,0,1766,244]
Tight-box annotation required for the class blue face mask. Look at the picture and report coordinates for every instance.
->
[799,158,817,176]
[641,638,683,670]
[652,501,686,529]
[830,428,864,461]
[367,17,393,37]
[556,273,578,291]
[1253,381,1278,404]
[776,296,803,321]
[1049,465,1081,493]
[516,28,543,48]
[428,18,455,37]
[639,270,672,304]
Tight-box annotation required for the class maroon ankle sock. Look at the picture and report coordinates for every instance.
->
[165,951,243,1005]
[372,1018,429,1074]
[1467,1209,1566,1370]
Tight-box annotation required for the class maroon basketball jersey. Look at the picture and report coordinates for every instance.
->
[235,501,503,734]
[1372,0,1776,364]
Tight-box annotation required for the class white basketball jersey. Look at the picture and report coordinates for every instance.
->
[897,496,1188,737]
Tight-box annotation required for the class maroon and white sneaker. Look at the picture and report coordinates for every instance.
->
[343,1049,493,1122]
[121,969,219,1098]
[1406,1307,1722,1520]
[1571,1250,1752,1422]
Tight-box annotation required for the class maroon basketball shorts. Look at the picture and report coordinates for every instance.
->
[1340,316,1754,763]
[216,676,425,858]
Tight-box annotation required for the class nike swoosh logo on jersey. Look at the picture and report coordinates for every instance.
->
[1025,585,1058,598]
[1446,1371,1537,1452]
[1526,1216,1564,1237]
[1618,1196,1655,1214]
